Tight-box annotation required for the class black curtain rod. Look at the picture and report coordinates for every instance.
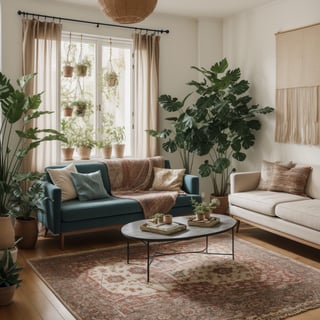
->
[17,10,169,34]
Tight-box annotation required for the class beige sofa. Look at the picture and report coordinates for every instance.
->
[229,161,320,250]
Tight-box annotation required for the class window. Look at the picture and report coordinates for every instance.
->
[60,33,132,160]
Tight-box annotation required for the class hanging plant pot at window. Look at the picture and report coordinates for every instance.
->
[75,64,88,77]
[105,70,119,87]
[63,65,74,77]
[63,106,73,117]
[71,100,88,117]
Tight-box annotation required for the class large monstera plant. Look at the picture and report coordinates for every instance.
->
[148,58,273,196]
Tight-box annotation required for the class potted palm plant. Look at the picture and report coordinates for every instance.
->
[8,173,46,249]
[0,72,64,249]
[0,249,23,306]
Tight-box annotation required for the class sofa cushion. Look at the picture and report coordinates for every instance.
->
[229,190,308,216]
[70,170,110,201]
[61,197,142,222]
[276,199,320,231]
[151,167,185,191]
[47,163,78,202]
[269,165,312,195]
[257,160,294,190]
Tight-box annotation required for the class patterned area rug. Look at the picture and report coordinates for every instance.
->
[28,235,320,320]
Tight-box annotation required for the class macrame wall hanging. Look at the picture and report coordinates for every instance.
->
[275,23,320,145]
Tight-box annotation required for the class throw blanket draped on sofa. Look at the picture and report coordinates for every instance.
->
[101,157,179,218]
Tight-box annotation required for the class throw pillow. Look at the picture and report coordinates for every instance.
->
[151,167,185,191]
[257,160,295,190]
[70,170,110,201]
[47,163,78,202]
[269,164,312,195]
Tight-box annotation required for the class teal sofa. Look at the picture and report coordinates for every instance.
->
[39,161,201,248]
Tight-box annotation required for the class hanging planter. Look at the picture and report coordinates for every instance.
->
[63,32,74,78]
[63,65,74,77]
[75,64,88,77]
[75,35,89,77]
[105,70,118,87]
[105,38,119,87]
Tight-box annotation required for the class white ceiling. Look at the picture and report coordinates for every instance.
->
[54,0,275,19]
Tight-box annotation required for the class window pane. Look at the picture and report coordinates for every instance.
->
[60,33,132,160]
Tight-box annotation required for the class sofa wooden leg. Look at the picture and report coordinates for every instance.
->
[60,234,65,250]
[236,220,240,233]
[44,227,48,237]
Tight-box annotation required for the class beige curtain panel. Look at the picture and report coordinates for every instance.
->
[275,23,320,145]
[22,19,62,172]
[133,33,160,157]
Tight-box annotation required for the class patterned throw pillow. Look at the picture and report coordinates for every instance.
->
[47,163,78,202]
[269,164,312,195]
[257,160,295,190]
[151,167,185,191]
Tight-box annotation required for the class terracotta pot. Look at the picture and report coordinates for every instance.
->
[14,217,38,249]
[204,211,211,220]
[0,215,15,250]
[210,195,229,215]
[0,285,16,306]
[114,144,125,158]
[196,213,205,221]
[63,65,73,77]
[78,146,91,160]
[63,107,73,117]
[75,105,86,117]
[102,145,112,159]
[62,147,75,161]
[75,64,88,77]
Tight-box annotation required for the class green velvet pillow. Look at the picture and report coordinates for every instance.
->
[70,170,110,201]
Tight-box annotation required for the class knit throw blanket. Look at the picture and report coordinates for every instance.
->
[101,157,178,218]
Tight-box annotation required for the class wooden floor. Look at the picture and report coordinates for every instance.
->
[0,224,319,320]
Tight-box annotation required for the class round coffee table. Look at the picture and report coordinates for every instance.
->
[121,214,237,282]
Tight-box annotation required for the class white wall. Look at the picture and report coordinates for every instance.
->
[223,0,320,172]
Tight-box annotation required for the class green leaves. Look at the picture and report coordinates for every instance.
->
[0,72,64,214]
[147,58,274,189]
[0,249,23,288]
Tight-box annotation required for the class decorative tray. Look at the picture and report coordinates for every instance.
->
[140,221,187,235]
[188,216,220,227]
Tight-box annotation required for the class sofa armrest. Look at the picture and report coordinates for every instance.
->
[183,174,199,194]
[230,171,260,193]
[40,181,62,234]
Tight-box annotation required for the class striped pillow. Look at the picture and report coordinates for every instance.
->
[269,164,311,195]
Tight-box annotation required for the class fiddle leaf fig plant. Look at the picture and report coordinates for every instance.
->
[148,58,273,195]
[191,58,274,196]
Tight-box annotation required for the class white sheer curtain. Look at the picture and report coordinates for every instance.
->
[22,19,62,172]
[133,33,160,157]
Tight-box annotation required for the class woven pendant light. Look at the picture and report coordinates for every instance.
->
[98,0,158,24]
